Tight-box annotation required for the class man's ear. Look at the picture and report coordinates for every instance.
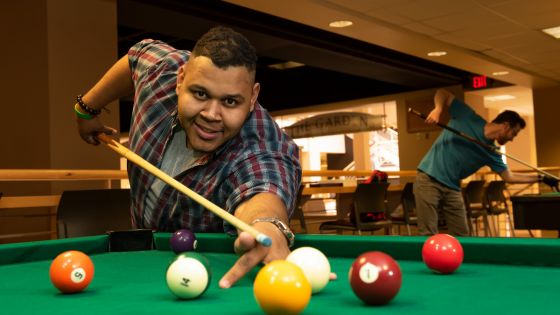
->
[176,65,185,93]
[250,82,260,112]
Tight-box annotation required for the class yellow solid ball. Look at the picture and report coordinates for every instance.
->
[253,260,312,315]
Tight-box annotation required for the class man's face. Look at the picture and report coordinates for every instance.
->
[497,123,522,145]
[176,56,260,153]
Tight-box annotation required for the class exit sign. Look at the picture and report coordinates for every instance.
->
[472,75,487,89]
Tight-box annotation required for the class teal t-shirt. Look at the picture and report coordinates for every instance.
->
[417,98,507,190]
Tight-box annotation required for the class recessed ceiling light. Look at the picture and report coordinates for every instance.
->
[427,51,447,57]
[492,71,510,76]
[542,26,560,39]
[329,20,353,28]
[484,95,516,102]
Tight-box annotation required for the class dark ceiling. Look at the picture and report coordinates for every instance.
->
[117,0,499,117]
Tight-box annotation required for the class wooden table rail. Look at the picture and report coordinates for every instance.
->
[302,170,418,178]
[0,169,127,181]
[0,195,61,209]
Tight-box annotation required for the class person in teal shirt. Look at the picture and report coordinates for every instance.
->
[415,88,546,236]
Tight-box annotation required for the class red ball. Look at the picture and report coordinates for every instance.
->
[348,251,402,305]
[422,234,464,274]
[49,250,94,293]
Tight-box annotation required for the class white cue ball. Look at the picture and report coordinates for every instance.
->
[286,246,331,294]
[166,254,210,299]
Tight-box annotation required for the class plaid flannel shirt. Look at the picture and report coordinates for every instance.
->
[126,39,301,233]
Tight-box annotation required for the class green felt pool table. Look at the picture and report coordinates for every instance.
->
[1,233,560,314]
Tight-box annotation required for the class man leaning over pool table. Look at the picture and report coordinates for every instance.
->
[73,26,302,288]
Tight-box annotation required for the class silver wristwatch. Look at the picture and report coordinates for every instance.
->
[251,217,295,248]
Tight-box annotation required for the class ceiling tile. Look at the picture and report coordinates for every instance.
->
[363,8,413,25]
[483,0,560,18]
[506,10,560,29]
[432,33,491,51]
[382,0,474,21]
[515,50,560,64]
[479,48,532,66]
[323,0,387,12]
[421,9,502,33]
[448,21,527,41]
[400,22,443,36]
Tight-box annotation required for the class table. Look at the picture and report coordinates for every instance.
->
[302,183,403,196]
[511,192,560,230]
[2,233,560,314]
[302,184,404,221]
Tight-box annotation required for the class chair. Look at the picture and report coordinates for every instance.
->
[57,189,133,238]
[291,184,310,233]
[390,182,418,235]
[484,180,515,237]
[319,182,392,235]
[463,180,490,236]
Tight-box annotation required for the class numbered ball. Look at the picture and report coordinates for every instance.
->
[170,229,197,254]
[166,252,211,299]
[49,250,94,293]
[286,247,330,294]
[349,251,402,305]
[254,260,311,315]
[422,233,463,274]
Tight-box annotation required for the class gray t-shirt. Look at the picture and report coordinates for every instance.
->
[144,126,205,222]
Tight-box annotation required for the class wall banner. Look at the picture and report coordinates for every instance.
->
[283,112,385,139]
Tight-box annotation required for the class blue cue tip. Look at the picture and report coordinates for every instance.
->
[256,234,272,247]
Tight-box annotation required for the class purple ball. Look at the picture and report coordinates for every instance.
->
[170,229,197,254]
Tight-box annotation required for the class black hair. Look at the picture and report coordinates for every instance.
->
[492,110,526,129]
[191,26,257,73]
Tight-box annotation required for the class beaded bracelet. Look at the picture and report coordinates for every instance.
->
[74,103,94,120]
[76,94,102,116]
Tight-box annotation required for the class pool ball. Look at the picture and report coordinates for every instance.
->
[49,250,94,294]
[166,252,211,299]
[254,260,311,315]
[286,246,330,294]
[170,229,197,254]
[422,233,464,274]
[348,251,402,305]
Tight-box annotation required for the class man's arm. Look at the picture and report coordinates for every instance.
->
[76,55,134,145]
[425,88,455,124]
[219,192,291,288]
[500,169,540,183]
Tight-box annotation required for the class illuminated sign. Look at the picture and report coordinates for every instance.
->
[472,75,487,89]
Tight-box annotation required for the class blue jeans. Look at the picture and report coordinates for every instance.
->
[414,172,469,236]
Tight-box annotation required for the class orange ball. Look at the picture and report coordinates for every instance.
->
[49,250,94,293]
[253,260,311,315]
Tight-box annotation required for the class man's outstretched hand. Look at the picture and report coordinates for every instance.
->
[542,175,560,191]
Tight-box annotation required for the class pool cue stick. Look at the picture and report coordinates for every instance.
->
[96,133,272,247]
[408,108,560,180]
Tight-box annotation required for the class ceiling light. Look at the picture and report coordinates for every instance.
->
[492,71,509,76]
[542,26,560,39]
[268,61,305,70]
[427,51,447,57]
[329,20,353,28]
[484,95,516,102]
